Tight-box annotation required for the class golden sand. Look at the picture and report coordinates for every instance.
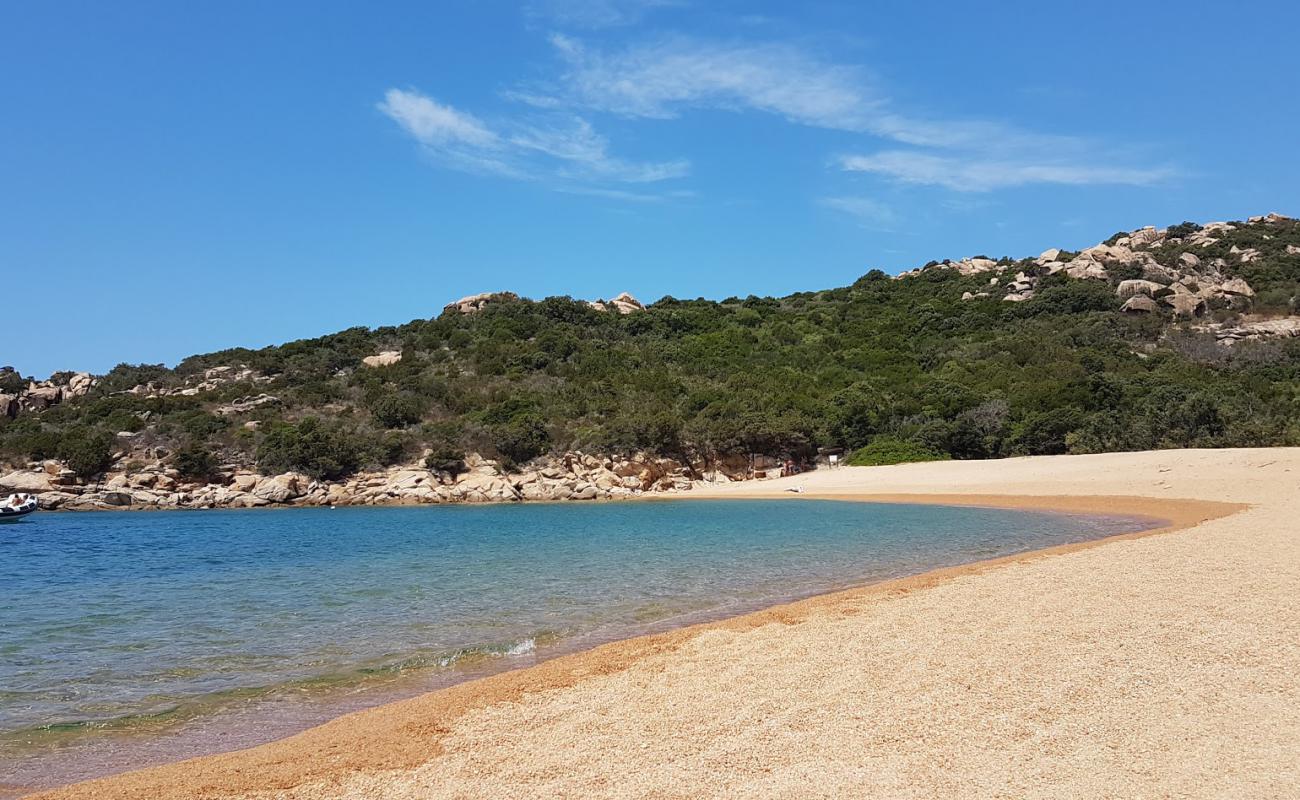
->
[28,448,1300,799]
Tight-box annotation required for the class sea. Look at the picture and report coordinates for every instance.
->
[0,499,1153,793]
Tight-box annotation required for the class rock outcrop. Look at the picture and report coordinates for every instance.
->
[361,351,402,368]
[1121,295,1159,314]
[443,292,519,315]
[0,446,799,513]
[896,213,1299,322]
[1195,317,1300,345]
[588,292,646,314]
[446,291,646,316]
[215,394,280,416]
[123,365,272,399]
[0,371,95,419]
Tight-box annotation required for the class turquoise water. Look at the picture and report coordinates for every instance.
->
[0,500,1151,790]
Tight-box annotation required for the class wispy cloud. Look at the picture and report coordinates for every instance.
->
[526,35,1174,193]
[378,88,688,190]
[377,90,498,148]
[839,151,1177,192]
[382,29,1176,202]
[534,34,886,130]
[819,196,899,230]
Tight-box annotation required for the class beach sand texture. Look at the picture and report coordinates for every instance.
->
[29,448,1300,799]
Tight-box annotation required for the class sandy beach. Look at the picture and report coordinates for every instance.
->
[26,448,1300,799]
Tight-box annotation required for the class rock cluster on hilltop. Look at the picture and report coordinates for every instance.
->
[914,213,1295,323]
[119,364,274,400]
[587,292,646,314]
[0,448,788,512]
[443,292,519,314]
[443,291,646,315]
[0,369,95,418]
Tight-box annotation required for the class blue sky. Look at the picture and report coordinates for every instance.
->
[3,0,1297,377]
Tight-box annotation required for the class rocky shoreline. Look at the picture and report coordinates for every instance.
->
[0,450,790,512]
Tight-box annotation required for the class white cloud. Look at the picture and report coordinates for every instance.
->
[840,151,1177,192]
[377,89,499,148]
[541,34,885,130]
[382,32,1176,202]
[378,88,688,191]
[508,117,689,182]
[820,196,899,230]
[529,35,1174,193]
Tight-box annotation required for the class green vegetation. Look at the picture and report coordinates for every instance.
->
[846,437,949,466]
[255,417,361,479]
[3,218,1299,479]
[173,442,219,482]
[57,428,115,479]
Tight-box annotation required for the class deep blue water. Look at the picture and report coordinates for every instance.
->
[0,500,1151,789]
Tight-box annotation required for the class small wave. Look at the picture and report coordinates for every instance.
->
[504,637,535,656]
[3,631,562,751]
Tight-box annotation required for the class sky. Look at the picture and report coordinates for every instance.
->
[3,0,1298,377]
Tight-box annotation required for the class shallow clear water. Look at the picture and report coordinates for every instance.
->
[0,499,1152,790]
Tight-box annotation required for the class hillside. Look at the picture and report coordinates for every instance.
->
[3,212,1299,510]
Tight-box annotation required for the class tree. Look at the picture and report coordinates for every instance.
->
[173,442,218,481]
[368,393,425,429]
[256,417,360,479]
[58,428,116,479]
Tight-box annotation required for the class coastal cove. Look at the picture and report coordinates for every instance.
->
[2,495,1168,796]
[21,448,1296,800]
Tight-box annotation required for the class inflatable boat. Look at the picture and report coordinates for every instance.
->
[0,494,37,522]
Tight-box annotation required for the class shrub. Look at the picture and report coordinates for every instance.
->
[58,428,116,479]
[1166,221,1202,238]
[424,446,466,475]
[478,398,551,466]
[256,417,360,479]
[845,437,948,466]
[368,393,425,429]
[173,443,218,481]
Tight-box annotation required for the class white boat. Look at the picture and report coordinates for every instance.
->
[0,494,37,522]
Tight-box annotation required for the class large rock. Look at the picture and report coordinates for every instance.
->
[609,292,645,314]
[1128,227,1164,247]
[216,394,280,416]
[444,292,517,315]
[1162,293,1206,319]
[1065,260,1109,280]
[20,385,62,412]
[1220,278,1255,297]
[0,471,53,493]
[1120,294,1159,314]
[65,372,95,398]
[454,472,520,502]
[1116,279,1164,300]
[251,473,308,503]
[230,473,260,492]
[361,351,402,368]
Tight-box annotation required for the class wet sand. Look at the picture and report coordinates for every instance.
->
[27,448,1300,799]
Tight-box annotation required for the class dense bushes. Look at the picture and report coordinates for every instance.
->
[58,428,116,479]
[6,219,1300,480]
[173,442,218,481]
[256,417,360,479]
[846,437,948,466]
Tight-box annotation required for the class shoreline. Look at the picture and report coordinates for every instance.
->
[22,487,1243,800]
